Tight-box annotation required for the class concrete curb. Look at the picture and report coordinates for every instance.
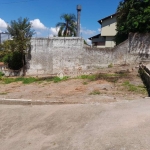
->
[0,98,80,105]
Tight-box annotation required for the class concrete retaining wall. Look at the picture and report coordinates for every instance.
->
[129,33,150,60]
[27,37,84,75]
[27,37,137,76]
[139,64,150,96]
[2,33,149,76]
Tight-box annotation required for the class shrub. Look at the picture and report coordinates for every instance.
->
[108,63,113,68]
[3,51,23,70]
[0,72,4,76]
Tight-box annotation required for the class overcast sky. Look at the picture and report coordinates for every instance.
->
[0,0,121,44]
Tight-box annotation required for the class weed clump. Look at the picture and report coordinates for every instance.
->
[53,76,69,83]
[89,90,101,95]
[0,76,69,84]
[82,82,88,85]
[122,81,147,94]
[77,72,129,83]
[77,74,96,81]
[1,77,37,84]
[108,63,113,68]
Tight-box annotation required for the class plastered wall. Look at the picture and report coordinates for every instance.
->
[27,37,136,76]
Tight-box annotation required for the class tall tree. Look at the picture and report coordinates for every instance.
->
[56,13,77,37]
[115,0,150,45]
[7,17,34,75]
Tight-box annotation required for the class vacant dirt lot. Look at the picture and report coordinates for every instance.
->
[0,64,147,103]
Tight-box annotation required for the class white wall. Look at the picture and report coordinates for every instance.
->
[3,33,150,77]
[105,36,116,47]
[97,45,106,48]
[25,37,138,76]
[94,36,115,48]
[101,16,117,36]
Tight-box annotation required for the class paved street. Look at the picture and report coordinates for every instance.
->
[1,99,150,150]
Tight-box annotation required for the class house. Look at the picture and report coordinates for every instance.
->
[89,13,117,48]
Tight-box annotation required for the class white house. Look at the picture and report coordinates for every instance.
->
[89,13,117,48]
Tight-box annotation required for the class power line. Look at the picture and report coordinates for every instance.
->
[0,0,39,5]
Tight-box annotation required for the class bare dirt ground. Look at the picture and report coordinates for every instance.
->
[0,64,147,103]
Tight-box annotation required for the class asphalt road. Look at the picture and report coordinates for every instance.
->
[1,99,150,150]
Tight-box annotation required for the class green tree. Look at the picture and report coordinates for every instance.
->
[3,51,23,70]
[0,40,15,62]
[115,0,150,45]
[7,17,34,75]
[56,13,77,37]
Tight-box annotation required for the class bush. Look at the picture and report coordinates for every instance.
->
[3,51,23,70]
[0,51,8,62]
[0,72,4,76]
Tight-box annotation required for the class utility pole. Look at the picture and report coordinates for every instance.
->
[76,5,82,37]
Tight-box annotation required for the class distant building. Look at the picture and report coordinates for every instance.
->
[0,32,10,44]
[89,13,117,48]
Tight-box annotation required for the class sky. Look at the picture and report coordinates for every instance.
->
[0,0,121,44]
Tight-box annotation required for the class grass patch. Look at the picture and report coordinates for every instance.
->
[1,72,128,84]
[122,81,147,94]
[77,74,96,81]
[77,73,128,83]
[96,73,120,83]
[89,90,101,95]
[0,76,69,84]
[82,81,88,85]
[53,76,69,83]
[38,76,69,83]
[22,77,38,84]
[2,78,15,84]
[1,77,38,84]
[0,92,8,95]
